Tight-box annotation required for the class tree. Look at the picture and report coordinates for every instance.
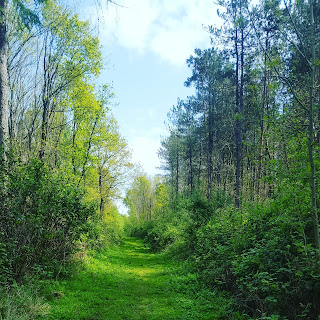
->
[94,117,132,215]
[124,175,153,222]
[0,0,49,155]
[307,0,319,250]
[0,0,115,156]
[0,0,9,154]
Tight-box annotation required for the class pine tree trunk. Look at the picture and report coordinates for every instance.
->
[257,34,269,200]
[208,101,213,199]
[175,135,179,196]
[234,26,241,208]
[188,134,193,194]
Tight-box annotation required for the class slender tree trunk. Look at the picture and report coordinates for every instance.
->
[308,0,320,250]
[257,34,269,200]
[149,198,152,221]
[53,124,63,167]
[99,168,104,215]
[207,95,214,199]
[239,25,244,201]
[175,136,179,195]
[72,120,77,175]
[198,139,202,189]
[188,133,193,194]
[234,26,241,208]
[39,99,49,159]
[8,88,16,144]
[77,114,99,187]
[252,129,256,201]
[0,0,9,155]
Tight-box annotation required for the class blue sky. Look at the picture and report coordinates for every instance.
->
[100,48,194,175]
[81,0,222,176]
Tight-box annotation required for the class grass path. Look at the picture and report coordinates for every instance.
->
[39,237,231,320]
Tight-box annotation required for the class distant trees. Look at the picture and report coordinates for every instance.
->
[125,175,153,221]
[124,174,169,223]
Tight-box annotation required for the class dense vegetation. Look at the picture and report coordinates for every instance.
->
[124,0,320,319]
[0,1,130,318]
[1,0,320,319]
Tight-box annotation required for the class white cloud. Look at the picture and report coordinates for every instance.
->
[131,136,162,175]
[85,0,221,66]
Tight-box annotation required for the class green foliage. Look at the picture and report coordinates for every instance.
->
[0,157,95,284]
[83,209,125,250]
[145,221,180,252]
[193,197,320,319]
[13,0,49,30]
[131,184,320,319]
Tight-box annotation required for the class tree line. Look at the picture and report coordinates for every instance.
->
[125,0,320,318]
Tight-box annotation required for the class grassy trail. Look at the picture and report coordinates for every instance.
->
[40,237,229,320]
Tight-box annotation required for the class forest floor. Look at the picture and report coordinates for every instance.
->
[38,237,233,320]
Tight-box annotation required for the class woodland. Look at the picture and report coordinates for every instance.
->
[0,0,320,319]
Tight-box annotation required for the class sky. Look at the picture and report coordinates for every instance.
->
[81,0,222,176]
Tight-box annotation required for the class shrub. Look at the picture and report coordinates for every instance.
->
[0,158,95,284]
[84,212,125,250]
[193,200,320,319]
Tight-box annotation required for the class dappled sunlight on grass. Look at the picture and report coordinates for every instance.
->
[39,237,231,320]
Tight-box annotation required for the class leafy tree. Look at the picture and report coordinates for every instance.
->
[124,175,153,222]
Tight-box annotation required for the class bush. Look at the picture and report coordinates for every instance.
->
[0,158,95,284]
[84,212,125,250]
[193,200,320,319]
[123,185,320,318]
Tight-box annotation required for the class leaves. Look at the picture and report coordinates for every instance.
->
[13,0,50,30]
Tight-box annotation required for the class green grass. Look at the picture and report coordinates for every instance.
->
[0,283,50,320]
[38,237,235,320]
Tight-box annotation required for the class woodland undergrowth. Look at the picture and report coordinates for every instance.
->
[128,190,320,320]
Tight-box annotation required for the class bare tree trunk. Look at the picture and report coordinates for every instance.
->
[77,114,99,187]
[234,26,241,208]
[99,168,104,215]
[39,99,49,159]
[239,24,244,202]
[188,133,193,194]
[175,137,179,195]
[257,33,269,200]
[72,120,77,175]
[197,139,202,191]
[207,99,214,199]
[0,0,9,156]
